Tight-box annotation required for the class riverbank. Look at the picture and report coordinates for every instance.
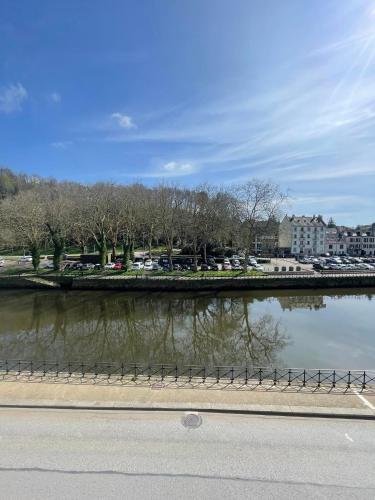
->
[1,272,375,291]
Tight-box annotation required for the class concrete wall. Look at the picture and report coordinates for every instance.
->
[1,274,375,292]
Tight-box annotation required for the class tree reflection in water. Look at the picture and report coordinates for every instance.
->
[0,291,289,366]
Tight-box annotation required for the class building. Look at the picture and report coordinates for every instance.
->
[325,227,347,255]
[344,224,375,256]
[278,215,327,256]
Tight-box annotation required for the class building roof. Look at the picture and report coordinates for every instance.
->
[288,215,326,226]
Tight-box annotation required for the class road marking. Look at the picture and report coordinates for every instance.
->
[345,433,354,443]
[354,390,375,411]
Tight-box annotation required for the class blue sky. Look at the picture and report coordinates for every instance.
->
[1,0,375,225]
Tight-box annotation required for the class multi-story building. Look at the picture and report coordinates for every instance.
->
[278,215,327,256]
[325,227,347,255]
[344,224,375,256]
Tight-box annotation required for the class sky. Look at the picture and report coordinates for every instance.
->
[1,0,375,225]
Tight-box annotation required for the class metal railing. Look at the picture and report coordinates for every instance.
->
[0,360,374,392]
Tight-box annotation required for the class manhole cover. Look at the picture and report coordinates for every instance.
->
[181,412,202,429]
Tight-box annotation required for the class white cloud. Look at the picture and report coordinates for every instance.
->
[51,141,72,149]
[0,82,28,113]
[50,91,61,103]
[111,112,135,129]
[162,161,195,175]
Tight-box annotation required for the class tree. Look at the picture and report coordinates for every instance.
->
[327,217,336,228]
[234,180,286,270]
[38,182,73,270]
[0,190,47,270]
[155,185,185,269]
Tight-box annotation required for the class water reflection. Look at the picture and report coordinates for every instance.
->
[1,289,374,368]
[0,291,288,366]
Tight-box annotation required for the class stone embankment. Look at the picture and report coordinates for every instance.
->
[1,272,375,291]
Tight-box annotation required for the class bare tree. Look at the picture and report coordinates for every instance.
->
[234,180,286,270]
[0,190,48,270]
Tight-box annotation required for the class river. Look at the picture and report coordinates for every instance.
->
[0,289,374,369]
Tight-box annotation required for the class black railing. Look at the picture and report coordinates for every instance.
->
[0,360,374,392]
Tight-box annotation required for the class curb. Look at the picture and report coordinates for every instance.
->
[0,401,374,420]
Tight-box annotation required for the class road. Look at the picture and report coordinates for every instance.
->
[0,408,374,499]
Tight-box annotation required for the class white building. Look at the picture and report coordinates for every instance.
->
[278,215,327,256]
[325,228,347,255]
[344,225,375,256]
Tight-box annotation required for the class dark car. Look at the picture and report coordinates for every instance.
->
[200,263,210,271]
[173,263,182,271]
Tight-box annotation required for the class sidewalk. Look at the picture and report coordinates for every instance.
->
[0,379,374,418]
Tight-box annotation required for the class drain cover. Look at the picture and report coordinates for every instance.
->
[181,412,202,429]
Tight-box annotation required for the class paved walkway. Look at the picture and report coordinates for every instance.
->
[0,380,374,418]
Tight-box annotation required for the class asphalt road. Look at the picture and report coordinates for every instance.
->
[0,408,374,499]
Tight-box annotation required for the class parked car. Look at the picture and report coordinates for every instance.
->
[200,263,210,271]
[104,262,116,269]
[173,263,182,271]
[82,263,95,270]
[250,263,264,271]
[0,258,5,267]
[232,263,242,270]
[144,259,153,271]
[152,262,160,270]
[18,255,32,263]
[223,262,232,270]
[131,262,144,271]
[113,262,123,270]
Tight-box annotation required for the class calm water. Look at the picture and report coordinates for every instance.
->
[0,289,374,369]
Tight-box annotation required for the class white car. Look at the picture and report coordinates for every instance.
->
[223,262,232,270]
[131,262,144,271]
[18,256,33,263]
[144,260,153,271]
[104,262,116,269]
[0,258,5,267]
[250,263,264,271]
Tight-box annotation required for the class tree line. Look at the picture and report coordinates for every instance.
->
[0,168,286,271]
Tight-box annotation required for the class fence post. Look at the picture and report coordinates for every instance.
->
[244,367,248,385]
[230,367,234,384]
[43,361,46,376]
[68,362,72,377]
[161,364,165,381]
[332,370,336,388]
[259,368,263,385]
[347,370,351,389]
[30,360,33,377]
[56,361,59,377]
[148,365,151,381]
[134,363,138,380]
[303,369,306,387]
[216,367,220,384]
[288,369,291,386]
[18,360,21,376]
[317,369,321,388]
[188,366,192,383]
[121,362,124,379]
[5,360,8,375]
[362,371,366,391]
[273,368,277,386]
[202,366,206,384]
[175,364,178,383]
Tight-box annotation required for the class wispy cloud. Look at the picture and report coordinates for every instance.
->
[49,91,61,103]
[140,161,197,178]
[111,112,135,129]
[0,82,28,113]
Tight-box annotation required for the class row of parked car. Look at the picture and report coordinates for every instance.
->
[62,255,265,272]
[311,256,375,271]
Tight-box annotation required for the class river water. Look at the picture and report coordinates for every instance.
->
[0,289,374,369]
